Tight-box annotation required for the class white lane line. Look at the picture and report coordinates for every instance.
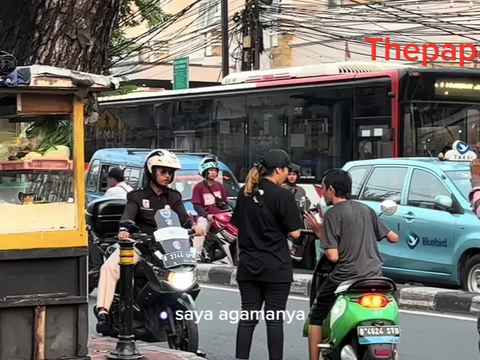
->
[200,284,477,322]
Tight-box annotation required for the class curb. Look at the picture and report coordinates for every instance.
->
[90,337,205,360]
[197,264,480,317]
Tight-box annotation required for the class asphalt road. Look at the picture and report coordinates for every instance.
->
[89,286,478,360]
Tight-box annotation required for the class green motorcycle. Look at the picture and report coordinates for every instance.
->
[303,200,400,360]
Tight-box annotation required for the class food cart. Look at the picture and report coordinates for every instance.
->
[0,65,118,359]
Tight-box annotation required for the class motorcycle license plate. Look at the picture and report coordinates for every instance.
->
[357,326,400,345]
[162,251,196,268]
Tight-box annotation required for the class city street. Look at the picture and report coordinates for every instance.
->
[89,285,478,360]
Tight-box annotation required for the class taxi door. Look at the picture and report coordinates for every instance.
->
[356,165,406,269]
[397,167,456,279]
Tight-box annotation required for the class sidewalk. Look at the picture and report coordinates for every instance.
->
[197,263,480,317]
[89,338,204,360]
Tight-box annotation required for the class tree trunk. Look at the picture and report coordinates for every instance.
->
[0,0,125,74]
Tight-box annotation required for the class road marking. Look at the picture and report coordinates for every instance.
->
[200,285,477,322]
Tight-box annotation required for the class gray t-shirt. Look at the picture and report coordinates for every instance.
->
[322,200,390,284]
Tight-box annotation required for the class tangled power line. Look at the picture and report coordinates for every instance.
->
[113,0,480,77]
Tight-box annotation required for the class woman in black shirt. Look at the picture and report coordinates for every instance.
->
[231,149,303,360]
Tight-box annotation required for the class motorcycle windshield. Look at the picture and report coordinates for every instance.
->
[152,208,196,268]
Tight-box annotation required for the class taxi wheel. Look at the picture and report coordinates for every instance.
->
[462,254,480,293]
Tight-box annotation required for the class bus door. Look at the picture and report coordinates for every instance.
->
[354,81,394,160]
[354,121,392,160]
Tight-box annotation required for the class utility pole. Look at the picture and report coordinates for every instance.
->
[253,0,261,70]
[241,0,253,71]
[240,0,262,71]
[221,0,229,78]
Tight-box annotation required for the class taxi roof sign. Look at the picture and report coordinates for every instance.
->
[441,140,477,161]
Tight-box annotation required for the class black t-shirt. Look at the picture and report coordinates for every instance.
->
[231,179,303,283]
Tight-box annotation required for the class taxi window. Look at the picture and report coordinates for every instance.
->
[86,160,100,191]
[407,169,450,209]
[170,170,240,200]
[347,165,372,199]
[445,171,470,200]
[360,167,407,203]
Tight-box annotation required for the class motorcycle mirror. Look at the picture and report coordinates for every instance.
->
[380,199,398,216]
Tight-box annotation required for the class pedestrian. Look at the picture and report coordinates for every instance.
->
[469,158,480,353]
[103,167,133,198]
[231,149,303,360]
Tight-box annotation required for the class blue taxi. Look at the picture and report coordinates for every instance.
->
[85,148,241,213]
[342,141,480,292]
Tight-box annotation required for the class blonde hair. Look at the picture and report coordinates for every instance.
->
[244,167,262,197]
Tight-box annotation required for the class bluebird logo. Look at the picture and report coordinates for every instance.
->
[406,231,420,249]
[455,141,471,155]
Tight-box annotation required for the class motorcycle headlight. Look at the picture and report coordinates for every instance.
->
[167,271,196,290]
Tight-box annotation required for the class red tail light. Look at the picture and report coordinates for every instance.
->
[314,184,323,198]
[375,349,391,356]
[354,293,389,309]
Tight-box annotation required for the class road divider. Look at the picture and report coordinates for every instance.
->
[197,264,480,317]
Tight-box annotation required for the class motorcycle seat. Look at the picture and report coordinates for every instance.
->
[334,277,397,295]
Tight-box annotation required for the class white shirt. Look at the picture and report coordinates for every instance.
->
[104,182,133,199]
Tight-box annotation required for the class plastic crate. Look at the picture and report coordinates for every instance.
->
[1,158,73,171]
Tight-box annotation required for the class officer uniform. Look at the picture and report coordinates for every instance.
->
[96,185,193,311]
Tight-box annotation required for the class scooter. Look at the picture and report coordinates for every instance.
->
[86,197,204,356]
[303,199,400,360]
[200,209,238,266]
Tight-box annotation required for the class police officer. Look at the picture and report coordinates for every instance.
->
[95,150,204,352]
[282,164,307,203]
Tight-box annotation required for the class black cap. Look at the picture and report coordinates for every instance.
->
[108,167,125,182]
[260,149,298,170]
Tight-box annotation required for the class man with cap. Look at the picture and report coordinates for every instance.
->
[103,167,133,199]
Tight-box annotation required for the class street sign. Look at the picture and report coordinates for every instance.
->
[173,57,189,90]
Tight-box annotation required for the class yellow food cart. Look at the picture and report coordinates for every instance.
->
[0,65,118,359]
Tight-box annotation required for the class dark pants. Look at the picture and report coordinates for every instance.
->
[235,281,291,360]
[309,277,337,326]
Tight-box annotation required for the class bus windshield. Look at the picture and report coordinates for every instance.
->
[403,102,480,157]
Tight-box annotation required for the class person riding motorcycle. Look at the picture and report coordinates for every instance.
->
[191,154,229,259]
[95,150,203,334]
[304,169,398,360]
[282,164,308,205]
[282,164,310,260]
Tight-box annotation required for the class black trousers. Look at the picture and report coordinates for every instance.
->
[235,281,291,360]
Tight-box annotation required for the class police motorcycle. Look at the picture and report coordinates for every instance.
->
[303,200,400,360]
[86,197,202,355]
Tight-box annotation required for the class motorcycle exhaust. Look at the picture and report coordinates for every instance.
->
[340,345,358,360]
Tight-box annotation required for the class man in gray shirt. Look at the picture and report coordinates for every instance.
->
[304,169,398,360]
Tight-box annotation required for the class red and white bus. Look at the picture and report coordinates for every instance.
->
[93,61,480,185]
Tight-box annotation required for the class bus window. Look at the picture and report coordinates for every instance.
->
[288,86,354,181]
[403,103,480,157]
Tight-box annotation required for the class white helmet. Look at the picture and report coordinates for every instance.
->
[144,149,181,184]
